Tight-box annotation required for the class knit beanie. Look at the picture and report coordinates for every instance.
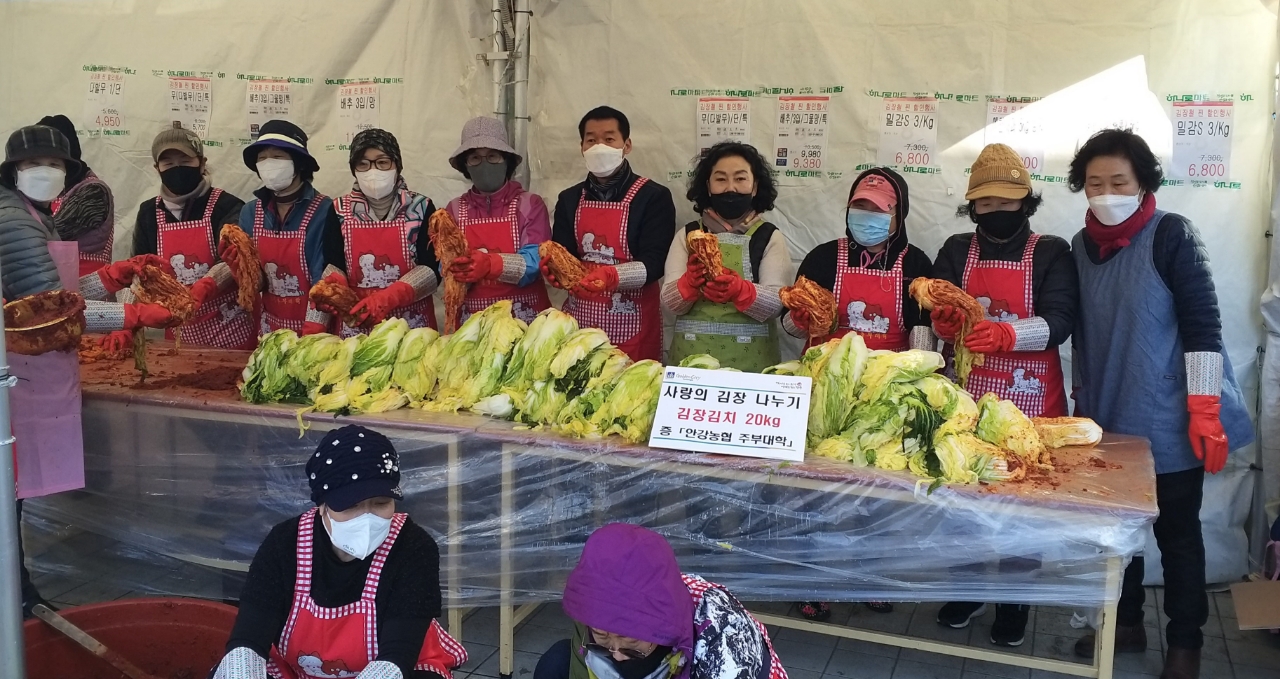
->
[965,143,1031,201]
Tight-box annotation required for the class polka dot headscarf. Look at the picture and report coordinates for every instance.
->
[305,424,403,511]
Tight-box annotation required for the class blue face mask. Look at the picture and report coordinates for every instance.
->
[846,208,892,247]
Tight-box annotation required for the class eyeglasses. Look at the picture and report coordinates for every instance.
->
[355,157,395,172]
[587,629,655,660]
[466,153,506,167]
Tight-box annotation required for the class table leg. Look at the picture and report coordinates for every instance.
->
[1095,556,1122,679]
[447,438,463,641]
[500,443,515,679]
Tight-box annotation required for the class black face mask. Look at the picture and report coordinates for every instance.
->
[708,191,753,220]
[160,165,203,196]
[974,209,1027,240]
[608,645,673,679]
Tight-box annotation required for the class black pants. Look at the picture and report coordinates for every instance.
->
[1116,467,1207,650]
[534,639,571,679]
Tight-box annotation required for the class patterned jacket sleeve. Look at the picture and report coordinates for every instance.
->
[690,585,771,679]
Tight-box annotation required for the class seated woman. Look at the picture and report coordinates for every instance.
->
[534,523,787,679]
[211,425,466,679]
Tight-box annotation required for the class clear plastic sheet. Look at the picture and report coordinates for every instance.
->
[26,365,1158,608]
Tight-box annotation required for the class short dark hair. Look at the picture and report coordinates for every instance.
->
[685,142,777,214]
[1068,128,1163,194]
[578,106,630,141]
[288,150,315,184]
[955,193,1044,222]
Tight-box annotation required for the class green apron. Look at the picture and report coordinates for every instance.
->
[668,220,781,373]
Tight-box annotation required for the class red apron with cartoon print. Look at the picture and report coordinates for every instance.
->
[267,509,467,679]
[155,189,258,349]
[820,239,908,352]
[52,172,113,277]
[254,198,323,334]
[563,179,661,361]
[336,194,437,337]
[456,197,550,325]
[959,233,1066,417]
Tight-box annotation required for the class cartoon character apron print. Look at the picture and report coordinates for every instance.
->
[155,189,258,349]
[826,239,908,351]
[960,234,1066,417]
[336,195,437,337]
[267,509,467,679]
[564,178,661,361]
[254,197,323,334]
[455,197,550,325]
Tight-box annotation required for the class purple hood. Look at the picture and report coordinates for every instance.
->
[562,524,695,675]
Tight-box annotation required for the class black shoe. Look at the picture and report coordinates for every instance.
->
[990,604,1029,647]
[797,601,831,622]
[937,601,987,628]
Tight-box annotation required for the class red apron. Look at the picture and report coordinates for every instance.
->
[253,197,323,334]
[155,189,258,349]
[456,197,550,325]
[336,195,437,337]
[52,173,113,277]
[959,233,1066,417]
[819,239,908,351]
[563,178,661,361]
[267,509,468,679]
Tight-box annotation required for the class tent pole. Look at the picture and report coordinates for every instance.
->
[491,0,511,125]
[512,0,531,188]
[0,259,29,677]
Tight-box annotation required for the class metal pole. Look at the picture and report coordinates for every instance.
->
[511,0,532,188]
[491,0,511,125]
[0,256,30,677]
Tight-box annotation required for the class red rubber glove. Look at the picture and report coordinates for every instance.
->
[123,303,178,330]
[789,308,813,335]
[1188,395,1228,474]
[452,251,504,284]
[301,321,329,336]
[98,255,169,294]
[217,237,239,271]
[571,265,620,299]
[99,330,134,354]
[539,257,563,289]
[350,281,417,327]
[964,320,1016,353]
[189,277,219,309]
[676,261,707,302]
[704,270,757,311]
[312,272,352,316]
[931,305,965,341]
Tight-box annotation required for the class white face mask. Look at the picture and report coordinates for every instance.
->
[16,166,66,203]
[356,168,397,200]
[1088,192,1143,226]
[583,144,625,177]
[257,157,297,193]
[324,508,392,560]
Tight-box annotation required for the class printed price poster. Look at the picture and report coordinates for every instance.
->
[984,99,1044,175]
[337,83,379,144]
[649,367,811,462]
[168,77,211,139]
[876,97,938,168]
[697,97,751,153]
[245,80,292,139]
[83,71,126,133]
[772,95,830,171]
[1170,101,1232,180]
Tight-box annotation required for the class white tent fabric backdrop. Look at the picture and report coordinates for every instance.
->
[0,0,1275,581]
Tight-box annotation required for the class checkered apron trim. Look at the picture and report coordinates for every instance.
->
[254,197,323,333]
[961,233,1039,318]
[964,353,1051,416]
[334,195,436,337]
[456,198,550,319]
[827,239,907,351]
[681,575,788,679]
[566,178,650,344]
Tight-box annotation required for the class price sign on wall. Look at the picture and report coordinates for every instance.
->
[649,367,811,462]
[246,80,292,139]
[985,99,1044,175]
[697,97,751,153]
[772,96,830,170]
[337,83,379,144]
[877,97,937,168]
[83,72,126,132]
[168,77,211,139]
[1170,101,1232,180]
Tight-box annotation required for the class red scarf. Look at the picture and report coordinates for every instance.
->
[1084,192,1156,258]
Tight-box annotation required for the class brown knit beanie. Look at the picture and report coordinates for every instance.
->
[965,143,1031,200]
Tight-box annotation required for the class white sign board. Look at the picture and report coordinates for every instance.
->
[876,97,937,168]
[1170,101,1233,180]
[245,80,292,139]
[649,367,811,462]
[168,77,212,139]
[83,71,126,132]
[984,99,1044,176]
[697,96,751,153]
[772,95,830,171]
[337,83,380,144]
